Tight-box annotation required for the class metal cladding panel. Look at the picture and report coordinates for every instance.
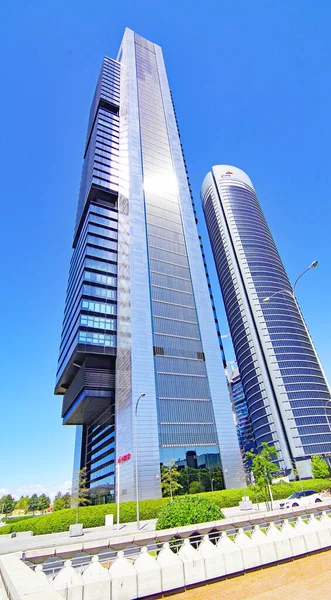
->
[115,28,161,502]
[155,49,245,488]
[202,165,331,470]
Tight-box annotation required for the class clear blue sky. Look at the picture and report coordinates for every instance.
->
[1,0,331,498]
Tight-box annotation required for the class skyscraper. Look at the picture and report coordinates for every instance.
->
[55,32,245,503]
[202,165,331,478]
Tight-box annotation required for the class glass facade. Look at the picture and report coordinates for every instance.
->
[56,34,245,504]
[202,165,331,478]
[227,368,256,476]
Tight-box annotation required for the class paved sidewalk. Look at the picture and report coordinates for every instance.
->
[167,550,331,600]
[0,519,157,556]
[0,504,265,556]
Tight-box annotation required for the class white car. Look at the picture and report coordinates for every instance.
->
[279,490,323,509]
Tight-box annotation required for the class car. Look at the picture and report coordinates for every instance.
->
[279,490,323,509]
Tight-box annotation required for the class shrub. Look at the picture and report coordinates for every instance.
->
[189,481,204,494]
[156,495,224,530]
[4,515,38,524]
[311,456,329,479]
[0,525,12,534]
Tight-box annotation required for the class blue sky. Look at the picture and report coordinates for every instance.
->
[1,0,330,498]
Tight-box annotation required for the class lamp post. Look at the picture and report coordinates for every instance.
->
[134,393,146,531]
[262,260,330,393]
[263,260,318,304]
[263,260,331,476]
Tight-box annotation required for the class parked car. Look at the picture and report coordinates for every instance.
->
[279,490,323,509]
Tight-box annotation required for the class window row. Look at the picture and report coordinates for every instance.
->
[82,284,117,300]
[85,258,117,275]
[78,331,116,347]
[80,315,116,331]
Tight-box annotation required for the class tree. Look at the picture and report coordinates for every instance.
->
[246,442,279,509]
[28,494,39,515]
[1,495,14,516]
[189,480,204,494]
[178,467,198,494]
[15,496,29,513]
[53,491,71,511]
[38,494,50,514]
[62,493,71,508]
[71,467,90,523]
[209,467,224,491]
[312,455,329,479]
[160,464,182,499]
[53,496,65,511]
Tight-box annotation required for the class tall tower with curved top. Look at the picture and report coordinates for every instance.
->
[202,165,331,478]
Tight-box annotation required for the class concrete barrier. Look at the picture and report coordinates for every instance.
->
[109,550,137,600]
[178,539,206,586]
[281,519,307,556]
[0,553,62,599]
[265,522,293,561]
[82,555,111,600]
[199,534,226,579]
[134,546,162,597]
[251,525,278,564]
[235,528,261,570]
[217,531,244,574]
[294,516,320,552]
[308,513,331,548]
[53,559,83,599]
[157,542,185,592]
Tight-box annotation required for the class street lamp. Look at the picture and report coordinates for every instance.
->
[263,260,331,474]
[211,478,215,492]
[134,393,146,531]
[262,260,330,393]
[262,260,318,305]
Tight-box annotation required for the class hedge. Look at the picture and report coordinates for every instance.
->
[0,478,329,536]
[156,496,224,530]
[3,514,39,524]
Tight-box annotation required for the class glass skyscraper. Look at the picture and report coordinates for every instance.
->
[55,32,245,503]
[202,165,331,479]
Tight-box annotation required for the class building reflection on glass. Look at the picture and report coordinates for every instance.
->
[160,446,224,494]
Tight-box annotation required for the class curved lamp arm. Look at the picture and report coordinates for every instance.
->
[263,261,318,303]
[263,289,294,303]
[135,393,146,415]
[293,260,318,294]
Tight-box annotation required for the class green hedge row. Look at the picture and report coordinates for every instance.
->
[0,479,329,536]
[3,514,39,524]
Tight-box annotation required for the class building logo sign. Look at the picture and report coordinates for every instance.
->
[118,453,131,464]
